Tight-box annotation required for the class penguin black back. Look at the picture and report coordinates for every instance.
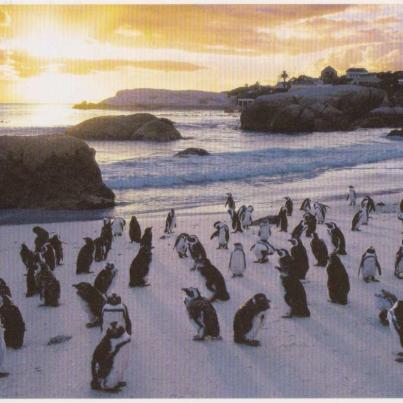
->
[129,216,142,243]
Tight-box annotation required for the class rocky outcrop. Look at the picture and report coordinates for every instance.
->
[0,135,115,209]
[241,85,385,133]
[355,107,403,128]
[387,128,403,137]
[175,148,210,157]
[67,113,182,141]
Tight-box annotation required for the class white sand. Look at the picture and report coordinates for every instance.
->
[0,192,402,398]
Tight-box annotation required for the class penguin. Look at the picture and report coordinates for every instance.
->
[233,293,270,346]
[94,237,108,262]
[73,282,106,327]
[303,212,317,238]
[240,205,253,230]
[140,227,153,249]
[325,222,347,255]
[250,240,275,264]
[101,218,113,254]
[0,279,11,299]
[228,208,243,233]
[41,243,56,271]
[284,196,293,216]
[129,216,141,243]
[164,209,176,234]
[210,222,229,249]
[310,232,329,267]
[195,258,230,302]
[291,220,305,239]
[276,249,295,274]
[0,295,25,349]
[129,245,152,287]
[94,263,118,296]
[173,233,189,258]
[326,253,350,305]
[258,220,271,242]
[351,209,366,231]
[346,185,357,206]
[182,287,221,341]
[0,325,8,377]
[275,262,310,318]
[361,195,376,217]
[289,238,309,280]
[186,235,207,270]
[300,198,311,212]
[112,217,126,237]
[225,193,235,211]
[229,243,246,277]
[91,323,131,392]
[26,257,40,297]
[313,202,329,224]
[101,293,132,336]
[387,301,403,362]
[277,206,288,232]
[358,247,382,283]
[36,262,60,307]
[49,235,63,265]
[375,289,397,326]
[394,241,403,279]
[33,226,49,253]
[76,238,95,275]
[20,243,35,270]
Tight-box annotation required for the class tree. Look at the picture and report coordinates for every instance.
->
[281,71,289,88]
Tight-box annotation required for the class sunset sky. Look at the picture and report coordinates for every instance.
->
[0,4,402,103]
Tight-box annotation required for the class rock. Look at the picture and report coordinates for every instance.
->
[241,85,385,133]
[0,135,115,209]
[356,107,403,128]
[67,113,182,142]
[47,335,73,345]
[387,128,403,137]
[175,148,210,157]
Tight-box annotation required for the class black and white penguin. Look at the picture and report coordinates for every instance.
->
[112,217,126,237]
[289,238,309,280]
[101,219,113,254]
[36,262,60,307]
[275,254,310,318]
[76,238,95,275]
[233,293,270,346]
[20,243,35,270]
[26,255,41,297]
[387,301,403,362]
[351,209,366,231]
[41,243,56,271]
[258,220,271,242]
[0,279,11,299]
[300,198,312,212]
[240,205,253,230]
[229,243,246,277]
[250,240,275,264]
[73,282,106,327]
[0,325,8,377]
[325,222,347,255]
[375,289,397,326]
[277,206,288,232]
[91,323,131,392]
[94,263,118,296]
[195,258,230,302]
[129,216,141,243]
[346,185,357,206]
[210,222,230,249]
[94,237,108,262]
[164,209,176,234]
[284,196,293,216]
[326,253,350,305]
[310,232,329,267]
[291,220,305,239]
[313,202,329,224]
[182,287,221,341]
[303,212,317,237]
[358,247,382,283]
[49,235,63,266]
[186,235,207,270]
[361,195,376,216]
[101,293,132,336]
[228,208,243,233]
[395,241,403,279]
[33,226,49,253]
[173,233,189,258]
[225,192,236,211]
[129,245,152,287]
[140,227,153,249]
[0,295,25,349]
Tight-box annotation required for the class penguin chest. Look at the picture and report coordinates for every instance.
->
[245,313,265,341]
[0,330,5,369]
[103,337,131,389]
[253,244,267,260]
[396,257,403,274]
[176,238,187,254]
[259,226,270,241]
[218,230,227,245]
[243,212,252,226]
[230,251,245,274]
[362,258,377,277]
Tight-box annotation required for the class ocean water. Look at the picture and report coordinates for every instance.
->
[0,103,402,223]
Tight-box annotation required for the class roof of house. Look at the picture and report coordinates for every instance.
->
[321,66,337,72]
[346,68,368,73]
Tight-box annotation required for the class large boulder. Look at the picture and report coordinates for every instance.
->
[67,113,182,141]
[241,85,385,133]
[174,148,210,157]
[387,128,403,137]
[0,135,115,209]
[355,106,403,128]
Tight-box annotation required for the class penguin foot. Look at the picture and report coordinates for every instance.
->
[117,382,127,388]
[240,339,260,347]
[0,372,9,378]
[193,335,205,341]
[395,357,403,363]
[281,313,293,319]
[371,278,380,283]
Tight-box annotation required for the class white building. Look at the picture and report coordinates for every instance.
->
[346,68,368,80]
